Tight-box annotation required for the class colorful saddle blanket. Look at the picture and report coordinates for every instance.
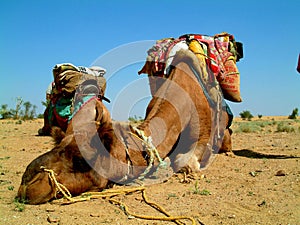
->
[141,32,243,102]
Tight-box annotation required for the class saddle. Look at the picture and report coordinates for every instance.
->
[139,32,244,102]
[52,63,107,98]
[46,63,109,132]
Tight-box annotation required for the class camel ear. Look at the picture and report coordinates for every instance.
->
[51,126,66,145]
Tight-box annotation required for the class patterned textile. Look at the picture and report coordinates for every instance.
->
[146,38,177,76]
[142,32,243,102]
[44,63,107,133]
[69,95,98,122]
[146,33,238,80]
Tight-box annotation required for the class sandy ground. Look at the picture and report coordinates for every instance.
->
[0,117,299,225]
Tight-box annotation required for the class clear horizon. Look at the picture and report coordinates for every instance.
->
[1,0,299,120]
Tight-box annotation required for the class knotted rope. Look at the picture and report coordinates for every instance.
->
[41,166,73,201]
[42,167,197,225]
[131,126,168,180]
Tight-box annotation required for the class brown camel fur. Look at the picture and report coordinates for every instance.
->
[17,50,232,204]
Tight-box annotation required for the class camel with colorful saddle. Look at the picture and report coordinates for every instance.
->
[17,32,243,205]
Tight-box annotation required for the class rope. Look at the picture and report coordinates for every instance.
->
[42,167,198,225]
[41,166,73,201]
[225,72,240,76]
[130,127,167,180]
[109,188,196,225]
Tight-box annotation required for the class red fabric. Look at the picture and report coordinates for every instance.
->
[53,107,68,131]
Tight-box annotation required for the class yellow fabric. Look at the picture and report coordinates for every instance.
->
[188,40,209,82]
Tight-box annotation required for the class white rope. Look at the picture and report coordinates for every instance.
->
[131,127,167,180]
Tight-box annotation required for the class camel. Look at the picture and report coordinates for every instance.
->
[17,49,232,204]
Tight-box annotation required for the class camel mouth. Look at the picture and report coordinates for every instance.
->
[17,172,57,205]
[16,184,29,203]
[17,183,56,205]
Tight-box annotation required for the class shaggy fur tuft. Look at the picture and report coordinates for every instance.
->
[51,126,66,145]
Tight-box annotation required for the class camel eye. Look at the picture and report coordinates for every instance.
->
[27,172,43,185]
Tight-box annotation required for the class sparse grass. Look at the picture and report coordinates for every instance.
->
[14,198,26,212]
[128,115,144,123]
[0,156,10,160]
[205,179,211,183]
[248,191,254,196]
[192,181,211,195]
[8,185,14,191]
[80,193,92,198]
[254,120,276,128]
[234,122,261,133]
[198,189,211,195]
[114,209,120,214]
[233,118,299,133]
[192,181,200,194]
[15,120,22,125]
[276,122,295,133]
[167,193,177,199]
[0,180,11,185]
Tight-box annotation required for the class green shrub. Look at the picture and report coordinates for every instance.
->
[288,108,298,119]
[14,198,26,212]
[239,110,254,121]
[128,115,144,123]
[1,98,37,120]
[235,122,261,133]
[254,121,275,128]
[37,114,44,119]
[276,122,295,133]
[0,104,13,119]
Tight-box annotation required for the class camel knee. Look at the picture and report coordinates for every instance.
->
[173,144,212,173]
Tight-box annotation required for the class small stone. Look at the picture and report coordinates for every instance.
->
[47,215,60,223]
[249,171,257,177]
[46,209,55,212]
[258,200,266,207]
[275,170,286,176]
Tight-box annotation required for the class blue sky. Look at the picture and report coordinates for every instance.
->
[1,0,299,120]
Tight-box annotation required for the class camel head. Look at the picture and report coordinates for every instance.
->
[17,134,72,204]
[17,127,110,204]
[17,100,115,204]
